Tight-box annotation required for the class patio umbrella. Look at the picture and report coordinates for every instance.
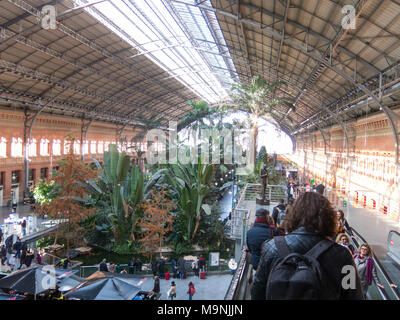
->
[0,293,24,300]
[64,277,141,300]
[58,275,84,293]
[0,266,73,295]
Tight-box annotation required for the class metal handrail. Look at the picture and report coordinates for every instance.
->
[224,250,249,300]
[387,230,400,268]
[349,227,400,300]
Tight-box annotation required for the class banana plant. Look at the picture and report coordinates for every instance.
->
[154,157,214,243]
[89,144,148,245]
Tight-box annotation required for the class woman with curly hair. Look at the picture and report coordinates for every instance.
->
[335,209,353,238]
[335,233,356,255]
[251,191,364,300]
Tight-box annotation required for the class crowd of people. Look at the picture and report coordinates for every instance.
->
[99,257,143,274]
[246,190,397,300]
[0,235,42,271]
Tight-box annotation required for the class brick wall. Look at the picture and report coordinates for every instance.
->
[287,110,400,223]
[0,109,142,206]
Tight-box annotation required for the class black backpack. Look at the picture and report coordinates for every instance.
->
[266,236,333,300]
[276,209,287,226]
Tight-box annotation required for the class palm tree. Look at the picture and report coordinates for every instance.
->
[177,100,219,132]
[130,113,166,170]
[230,75,295,163]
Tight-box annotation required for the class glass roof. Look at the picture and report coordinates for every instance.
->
[74,0,238,104]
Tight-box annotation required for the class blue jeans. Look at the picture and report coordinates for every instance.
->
[179,272,183,279]
[188,295,192,300]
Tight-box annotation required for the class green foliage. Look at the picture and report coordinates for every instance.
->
[36,235,56,248]
[257,146,268,164]
[230,75,294,123]
[195,204,233,252]
[32,179,58,205]
[152,157,214,245]
[177,100,220,132]
[85,144,150,251]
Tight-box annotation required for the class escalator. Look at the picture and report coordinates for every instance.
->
[348,227,400,300]
[225,228,400,300]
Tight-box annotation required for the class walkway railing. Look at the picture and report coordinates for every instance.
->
[224,251,251,300]
[349,227,400,300]
[387,230,400,266]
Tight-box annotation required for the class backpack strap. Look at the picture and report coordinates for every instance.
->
[274,236,291,258]
[305,239,334,259]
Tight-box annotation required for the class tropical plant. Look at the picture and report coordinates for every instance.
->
[153,157,214,244]
[196,204,233,252]
[229,75,294,163]
[87,144,146,247]
[34,136,98,259]
[177,100,220,132]
[32,179,58,205]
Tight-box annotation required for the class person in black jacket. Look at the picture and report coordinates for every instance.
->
[135,258,142,273]
[1,245,7,265]
[128,257,136,274]
[271,199,286,226]
[246,208,280,271]
[251,192,364,300]
[99,258,108,272]
[14,237,22,259]
[148,273,160,300]
[158,257,165,279]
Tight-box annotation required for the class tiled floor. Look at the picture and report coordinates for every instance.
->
[139,274,233,300]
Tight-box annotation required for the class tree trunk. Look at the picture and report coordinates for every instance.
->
[53,232,58,246]
[191,216,201,243]
[251,119,258,165]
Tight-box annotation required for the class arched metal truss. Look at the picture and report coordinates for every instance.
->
[170,0,400,163]
[0,0,399,167]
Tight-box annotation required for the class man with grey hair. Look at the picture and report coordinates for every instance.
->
[99,258,108,272]
[246,209,279,271]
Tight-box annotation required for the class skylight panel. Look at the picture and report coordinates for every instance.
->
[74,0,237,103]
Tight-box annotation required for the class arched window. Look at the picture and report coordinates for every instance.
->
[28,138,37,157]
[98,141,104,154]
[11,137,23,157]
[64,140,71,154]
[104,141,110,152]
[83,140,89,155]
[73,140,81,155]
[0,137,7,158]
[53,139,61,156]
[40,138,49,156]
[90,141,97,154]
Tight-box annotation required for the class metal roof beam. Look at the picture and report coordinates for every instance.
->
[7,0,193,105]
[0,23,188,116]
[235,0,380,74]
[0,57,179,118]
